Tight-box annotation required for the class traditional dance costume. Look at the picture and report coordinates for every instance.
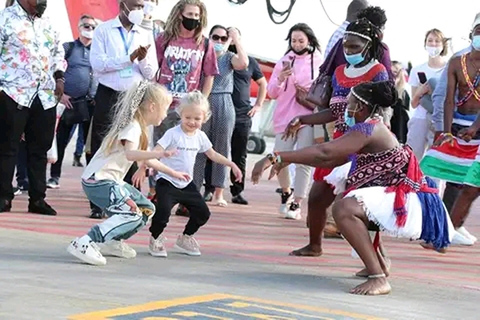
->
[420,54,480,187]
[313,60,388,182]
[325,118,453,251]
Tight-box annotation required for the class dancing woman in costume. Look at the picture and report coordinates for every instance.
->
[252,81,455,295]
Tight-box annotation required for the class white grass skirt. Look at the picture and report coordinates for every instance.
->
[324,162,455,241]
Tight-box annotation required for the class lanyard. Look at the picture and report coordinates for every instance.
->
[118,27,134,55]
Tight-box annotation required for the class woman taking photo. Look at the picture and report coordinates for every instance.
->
[252,81,455,295]
[267,23,323,220]
[406,29,448,160]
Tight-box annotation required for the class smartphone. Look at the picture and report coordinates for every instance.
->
[282,60,292,69]
[417,72,427,84]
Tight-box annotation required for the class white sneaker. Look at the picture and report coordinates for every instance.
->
[279,191,293,215]
[457,227,477,243]
[174,234,201,256]
[285,202,301,220]
[67,235,106,266]
[451,231,474,246]
[149,235,167,257]
[100,240,136,259]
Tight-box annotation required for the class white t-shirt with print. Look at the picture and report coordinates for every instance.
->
[408,62,445,119]
[82,121,142,184]
[155,125,212,189]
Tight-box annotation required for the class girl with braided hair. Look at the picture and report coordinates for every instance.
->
[281,17,389,257]
[68,81,190,266]
[252,81,457,295]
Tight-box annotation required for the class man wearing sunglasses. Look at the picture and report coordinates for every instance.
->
[47,15,103,218]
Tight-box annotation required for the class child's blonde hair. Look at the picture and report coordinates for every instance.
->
[176,90,211,123]
[102,81,171,155]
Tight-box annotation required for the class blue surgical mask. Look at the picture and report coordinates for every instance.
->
[472,35,480,50]
[214,43,224,52]
[344,108,356,127]
[344,51,365,66]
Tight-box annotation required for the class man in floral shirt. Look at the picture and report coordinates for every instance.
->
[0,0,66,215]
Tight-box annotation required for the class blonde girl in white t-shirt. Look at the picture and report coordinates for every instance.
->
[68,81,191,266]
[144,91,242,257]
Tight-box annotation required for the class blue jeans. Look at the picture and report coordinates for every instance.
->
[82,179,155,243]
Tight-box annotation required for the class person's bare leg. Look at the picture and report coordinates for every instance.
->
[290,181,335,257]
[333,198,391,295]
[450,186,480,228]
[356,237,390,277]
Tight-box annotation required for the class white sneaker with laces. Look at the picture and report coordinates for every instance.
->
[149,235,167,257]
[174,234,201,256]
[279,192,293,215]
[285,202,301,220]
[457,227,477,243]
[100,240,136,259]
[67,235,106,266]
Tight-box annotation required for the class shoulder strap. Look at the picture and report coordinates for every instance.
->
[155,33,170,82]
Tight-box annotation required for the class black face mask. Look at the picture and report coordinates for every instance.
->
[228,44,237,54]
[292,47,310,55]
[181,15,200,31]
[36,0,47,17]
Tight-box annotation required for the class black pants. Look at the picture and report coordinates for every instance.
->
[50,101,94,179]
[16,140,28,188]
[150,178,211,239]
[230,119,251,196]
[0,91,56,201]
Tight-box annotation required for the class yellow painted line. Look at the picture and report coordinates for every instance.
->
[224,302,334,319]
[68,293,387,320]
[68,293,231,320]
[226,295,386,320]
[173,311,232,319]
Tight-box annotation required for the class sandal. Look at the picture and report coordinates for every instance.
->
[213,199,228,207]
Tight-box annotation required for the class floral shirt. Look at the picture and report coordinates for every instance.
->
[0,2,66,110]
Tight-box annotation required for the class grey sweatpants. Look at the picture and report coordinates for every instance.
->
[193,93,236,190]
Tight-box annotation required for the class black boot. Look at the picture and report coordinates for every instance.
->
[28,199,57,216]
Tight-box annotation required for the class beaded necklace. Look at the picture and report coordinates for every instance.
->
[458,54,480,106]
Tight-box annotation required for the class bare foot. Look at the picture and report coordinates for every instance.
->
[355,258,390,278]
[350,277,392,295]
[289,244,322,257]
[420,242,447,254]
[324,223,342,239]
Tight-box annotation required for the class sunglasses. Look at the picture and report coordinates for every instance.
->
[81,24,96,30]
[211,35,228,42]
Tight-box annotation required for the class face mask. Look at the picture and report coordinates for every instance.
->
[473,35,480,50]
[182,16,200,31]
[426,46,442,57]
[36,0,47,17]
[344,108,356,127]
[344,51,365,66]
[127,9,144,25]
[214,43,224,52]
[81,30,94,39]
[143,1,155,15]
[292,47,310,55]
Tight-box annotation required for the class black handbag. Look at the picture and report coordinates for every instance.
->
[61,97,90,125]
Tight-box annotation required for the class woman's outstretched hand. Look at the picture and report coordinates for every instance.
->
[251,157,273,184]
[282,117,301,140]
[268,162,289,180]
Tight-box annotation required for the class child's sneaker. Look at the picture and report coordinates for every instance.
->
[100,240,136,259]
[67,235,106,266]
[279,191,293,215]
[149,235,167,257]
[285,202,301,220]
[174,234,201,256]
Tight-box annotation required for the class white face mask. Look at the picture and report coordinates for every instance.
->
[127,9,145,26]
[425,45,442,58]
[143,1,155,15]
[81,30,94,39]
